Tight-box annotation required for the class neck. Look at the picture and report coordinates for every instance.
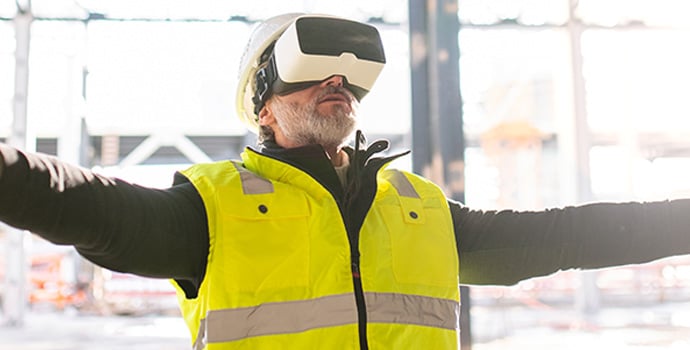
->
[325,147,344,167]
[273,135,344,167]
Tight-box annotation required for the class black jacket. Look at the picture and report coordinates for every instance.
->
[2,140,690,299]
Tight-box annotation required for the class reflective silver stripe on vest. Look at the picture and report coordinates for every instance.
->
[232,162,274,195]
[388,171,420,198]
[195,293,358,348]
[365,292,459,330]
[194,292,458,348]
[194,318,207,350]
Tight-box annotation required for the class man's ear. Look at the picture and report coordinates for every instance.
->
[257,102,275,127]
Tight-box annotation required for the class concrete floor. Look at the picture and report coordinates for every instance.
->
[472,301,690,349]
[2,301,690,349]
[0,311,190,350]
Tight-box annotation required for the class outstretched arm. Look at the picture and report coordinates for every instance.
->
[0,144,209,290]
[451,199,690,286]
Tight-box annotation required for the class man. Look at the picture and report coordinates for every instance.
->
[2,13,690,350]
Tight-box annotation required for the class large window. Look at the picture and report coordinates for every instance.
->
[3,1,411,152]
[0,21,13,135]
[459,1,690,348]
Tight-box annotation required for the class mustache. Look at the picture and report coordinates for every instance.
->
[316,86,355,104]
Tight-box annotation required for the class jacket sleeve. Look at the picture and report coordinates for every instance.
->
[0,143,209,288]
[449,198,690,286]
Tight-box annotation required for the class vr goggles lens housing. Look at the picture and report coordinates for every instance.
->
[253,16,386,114]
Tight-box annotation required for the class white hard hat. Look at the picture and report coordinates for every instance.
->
[235,13,386,134]
[236,13,304,133]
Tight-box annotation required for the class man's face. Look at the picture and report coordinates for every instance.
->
[265,75,358,149]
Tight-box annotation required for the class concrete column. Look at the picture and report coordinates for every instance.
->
[568,0,600,317]
[3,8,33,327]
[409,0,469,348]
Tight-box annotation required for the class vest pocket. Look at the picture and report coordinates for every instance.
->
[380,199,458,288]
[221,193,312,293]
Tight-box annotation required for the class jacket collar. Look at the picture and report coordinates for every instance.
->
[247,131,410,200]
[258,131,408,172]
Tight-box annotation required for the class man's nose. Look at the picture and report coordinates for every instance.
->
[321,75,344,88]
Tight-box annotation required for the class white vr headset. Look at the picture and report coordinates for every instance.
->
[252,16,387,114]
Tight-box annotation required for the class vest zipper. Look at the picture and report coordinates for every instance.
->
[248,140,406,350]
[351,254,369,350]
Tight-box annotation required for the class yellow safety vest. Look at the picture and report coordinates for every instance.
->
[174,148,460,349]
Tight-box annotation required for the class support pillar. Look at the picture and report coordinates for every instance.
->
[3,7,33,327]
[409,0,469,348]
[568,0,600,318]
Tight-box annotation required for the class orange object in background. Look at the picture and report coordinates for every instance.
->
[28,253,87,310]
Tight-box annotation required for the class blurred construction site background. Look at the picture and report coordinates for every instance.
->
[5,0,690,349]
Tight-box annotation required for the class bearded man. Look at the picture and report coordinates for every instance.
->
[4,13,690,350]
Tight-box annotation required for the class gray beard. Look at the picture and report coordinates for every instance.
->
[271,88,357,150]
